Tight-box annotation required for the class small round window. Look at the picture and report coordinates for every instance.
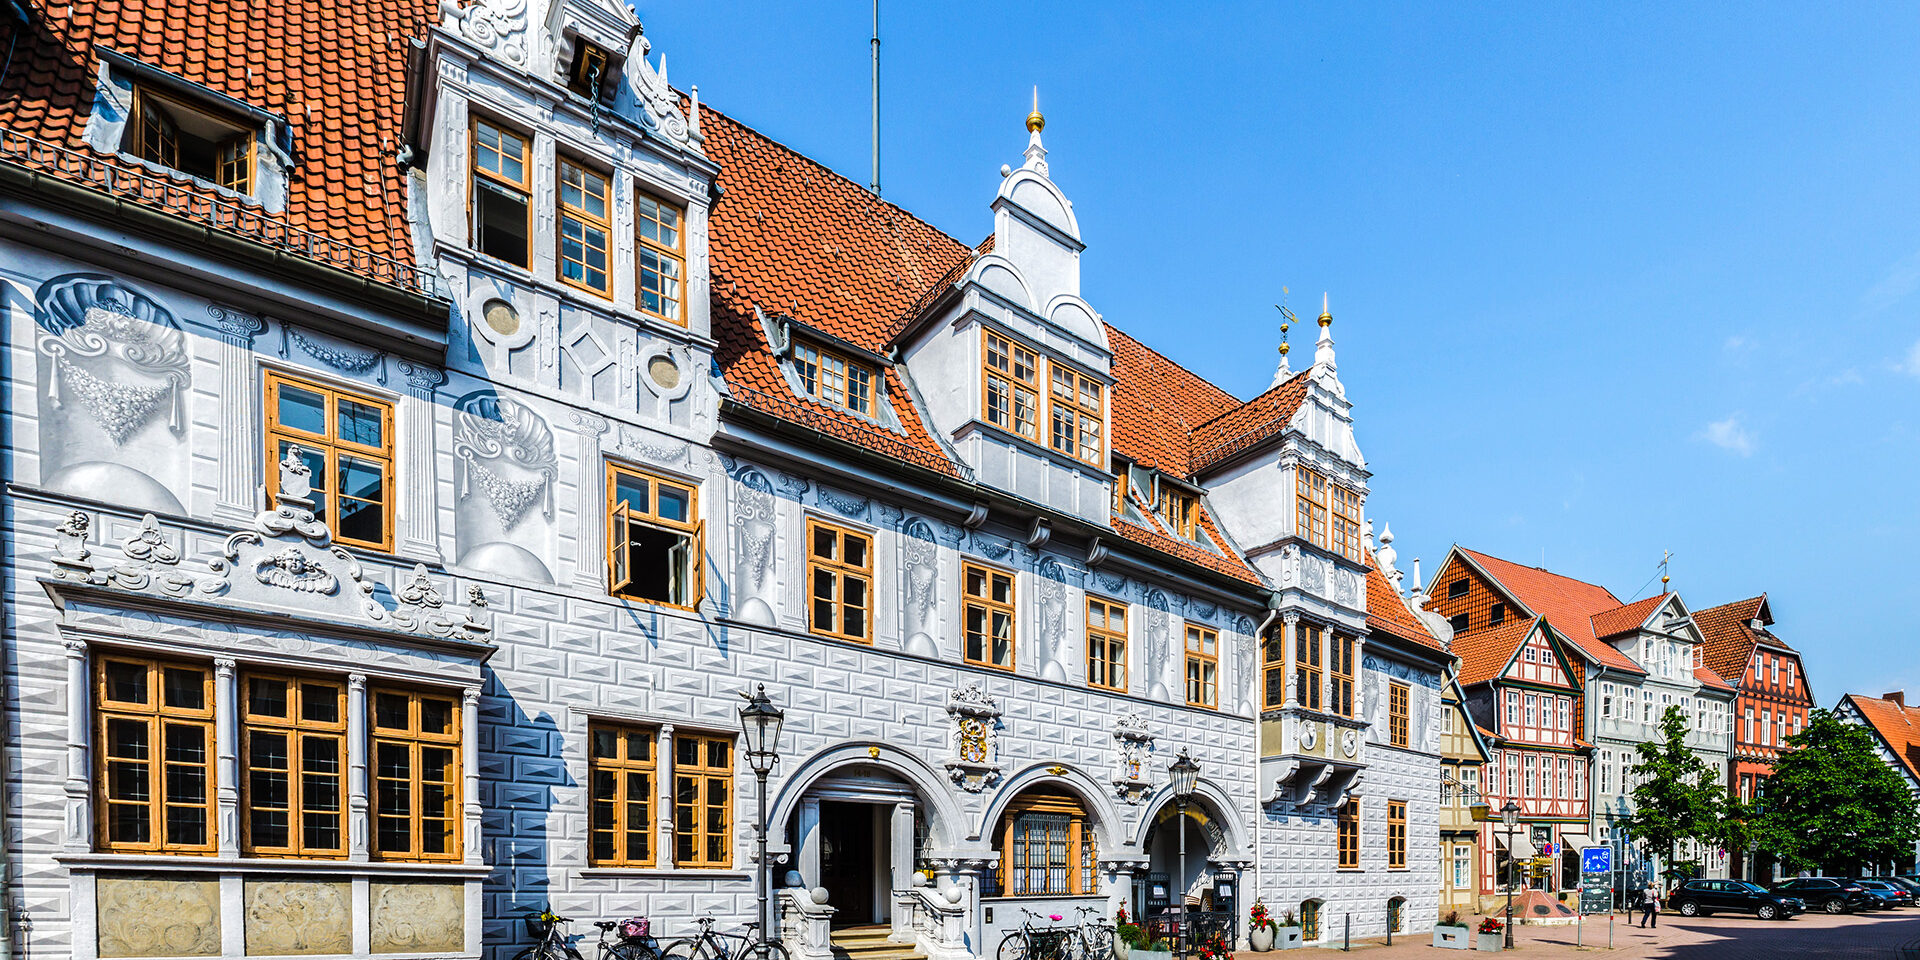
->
[481,298,520,337]
[648,355,681,390]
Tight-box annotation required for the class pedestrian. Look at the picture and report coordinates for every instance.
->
[1639,882,1661,928]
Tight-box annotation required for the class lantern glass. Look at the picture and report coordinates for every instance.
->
[1169,751,1200,800]
[738,685,785,774]
[1500,801,1520,829]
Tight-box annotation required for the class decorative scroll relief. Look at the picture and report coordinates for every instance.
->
[440,0,529,65]
[1145,589,1172,700]
[944,684,1002,793]
[281,325,387,381]
[902,518,940,658]
[455,394,557,529]
[35,276,190,445]
[625,32,692,143]
[1112,713,1155,805]
[49,449,493,645]
[731,468,777,626]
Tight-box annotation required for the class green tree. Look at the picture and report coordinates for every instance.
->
[1625,705,1742,883]
[1754,709,1920,875]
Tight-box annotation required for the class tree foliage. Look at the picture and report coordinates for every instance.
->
[1754,709,1920,874]
[1625,705,1746,881]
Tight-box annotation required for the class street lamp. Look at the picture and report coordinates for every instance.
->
[740,685,785,946]
[1501,801,1521,949]
[1168,751,1201,960]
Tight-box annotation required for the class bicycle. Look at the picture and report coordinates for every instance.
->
[998,908,1073,960]
[592,916,669,960]
[517,911,585,960]
[663,916,790,960]
[1067,906,1114,960]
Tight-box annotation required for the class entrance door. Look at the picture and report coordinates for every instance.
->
[821,802,877,926]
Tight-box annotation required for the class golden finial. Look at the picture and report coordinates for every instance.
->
[1279,341,1290,356]
[1026,86,1045,133]
[1275,297,1295,356]
[1317,292,1332,327]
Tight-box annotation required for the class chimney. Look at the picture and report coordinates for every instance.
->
[1885,691,1906,708]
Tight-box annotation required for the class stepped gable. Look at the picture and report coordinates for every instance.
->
[1460,548,1644,675]
[0,0,433,262]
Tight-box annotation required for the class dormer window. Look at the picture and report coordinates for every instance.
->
[471,119,532,269]
[636,192,686,324]
[559,158,612,295]
[1158,487,1198,539]
[793,342,876,416]
[129,88,254,193]
[1048,362,1104,466]
[983,330,1039,439]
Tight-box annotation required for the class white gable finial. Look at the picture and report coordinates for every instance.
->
[1312,291,1340,392]
[689,84,702,139]
[1022,86,1049,177]
[1377,522,1402,590]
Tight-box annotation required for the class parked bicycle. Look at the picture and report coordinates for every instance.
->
[517,911,584,960]
[663,916,790,960]
[593,916,669,960]
[998,908,1074,960]
[1068,906,1114,960]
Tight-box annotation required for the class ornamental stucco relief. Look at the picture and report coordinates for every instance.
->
[243,880,353,956]
[97,877,221,958]
[369,881,465,954]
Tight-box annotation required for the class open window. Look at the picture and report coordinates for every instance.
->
[607,464,703,608]
[127,87,256,194]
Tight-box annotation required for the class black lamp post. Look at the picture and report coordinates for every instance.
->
[1501,801,1521,949]
[740,685,785,945]
[1168,751,1201,960]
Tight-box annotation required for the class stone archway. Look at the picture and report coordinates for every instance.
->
[1134,780,1246,920]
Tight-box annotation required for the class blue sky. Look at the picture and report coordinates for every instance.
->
[644,2,1920,705]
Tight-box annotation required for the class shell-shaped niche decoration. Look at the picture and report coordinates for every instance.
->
[35,274,190,445]
[454,393,558,530]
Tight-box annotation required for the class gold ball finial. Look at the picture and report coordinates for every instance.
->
[1317,291,1332,327]
[1027,86,1044,133]
[1279,342,1290,356]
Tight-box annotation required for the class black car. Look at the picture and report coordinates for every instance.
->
[1771,877,1874,914]
[1667,879,1805,920]
[1857,879,1914,908]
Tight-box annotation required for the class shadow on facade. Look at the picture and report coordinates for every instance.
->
[478,663,571,958]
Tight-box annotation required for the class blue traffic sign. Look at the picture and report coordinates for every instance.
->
[1582,846,1613,874]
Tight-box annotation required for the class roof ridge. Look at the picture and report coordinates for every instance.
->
[1189,369,1309,432]
[691,96,972,265]
[1104,322,1243,407]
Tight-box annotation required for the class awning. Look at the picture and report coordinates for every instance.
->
[1494,833,1537,859]
[1560,832,1592,852]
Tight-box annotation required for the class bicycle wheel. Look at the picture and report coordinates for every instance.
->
[1084,928,1113,960]
[740,941,791,960]
[998,931,1031,960]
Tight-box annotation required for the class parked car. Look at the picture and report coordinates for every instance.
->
[1873,876,1920,898]
[1856,879,1914,908]
[1771,877,1874,914]
[1667,879,1804,920]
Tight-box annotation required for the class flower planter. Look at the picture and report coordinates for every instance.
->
[1127,949,1171,960]
[1248,927,1274,952]
[1432,924,1472,950]
[1273,926,1302,950]
[1476,931,1504,952]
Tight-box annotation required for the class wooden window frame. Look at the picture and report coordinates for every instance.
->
[606,462,705,609]
[95,654,216,854]
[1329,633,1355,717]
[241,671,348,858]
[793,342,877,417]
[1261,625,1286,710]
[673,731,734,868]
[962,561,1017,671]
[806,518,874,644]
[1336,797,1360,869]
[1388,681,1410,748]
[470,116,533,269]
[264,369,396,552]
[1294,621,1323,711]
[1330,483,1362,562]
[1295,466,1329,549]
[636,188,688,325]
[130,87,255,193]
[1086,597,1128,692]
[1387,800,1407,869]
[558,156,613,296]
[588,721,657,867]
[982,329,1039,440]
[997,792,1098,897]
[1047,360,1105,467]
[1158,487,1198,540]
[1184,624,1219,709]
[369,686,462,862]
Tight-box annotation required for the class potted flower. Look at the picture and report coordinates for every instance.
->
[1115,910,1164,960]
[1475,917,1503,952]
[1195,930,1234,960]
[1247,900,1277,952]
[1273,909,1302,950]
[1432,910,1470,950]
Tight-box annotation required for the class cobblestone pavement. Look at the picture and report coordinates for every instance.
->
[1241,908,1920,958]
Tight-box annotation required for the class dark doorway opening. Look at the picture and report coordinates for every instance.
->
[821,801,878,926]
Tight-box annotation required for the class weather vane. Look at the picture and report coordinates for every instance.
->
[1274,286,1295,358]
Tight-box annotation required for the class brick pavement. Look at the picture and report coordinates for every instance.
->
[1240,908,1920,958]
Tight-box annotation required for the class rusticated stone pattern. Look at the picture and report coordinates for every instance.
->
[371,881,465,954]
[96,876,221,958]
[244,880,353,955]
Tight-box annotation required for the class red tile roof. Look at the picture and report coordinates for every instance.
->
[1590,595,1666,639]
[1104,324,1243,475]
[1693,667,1735,694]
[1187,371,1311,476]
[1452,617,1539,687]
[1459,548,1646,676]
[1365,557,1446,653]
[1844,693,1920,784]
[1693,595,1792,688]
[0,0,431,264]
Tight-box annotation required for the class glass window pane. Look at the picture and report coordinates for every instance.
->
[374,693,410,729]
[276,384,327,435]
[615,473,650,513]
[302,684,339,724]
[103,661,148,705]
[337,398,385,448]
[656,486,690,523]
[337,496,383,546]
[420,698,455,737]
[163,668,204,710]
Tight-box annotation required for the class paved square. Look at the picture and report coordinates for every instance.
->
[1243,909,1920,958]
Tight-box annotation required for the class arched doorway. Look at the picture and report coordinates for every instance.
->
[986,787,1102,899]
[778,756,957,929]
[1139,798,1234,917]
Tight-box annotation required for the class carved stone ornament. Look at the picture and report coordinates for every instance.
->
[1298,721,1318,750]
[47,447,491,643]
[35,274,190,444]
[624,31,694,143]
[943,683,1002,793]
[1112,713,1156,805]
[439,0,529,65]
[454,394,558,529]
